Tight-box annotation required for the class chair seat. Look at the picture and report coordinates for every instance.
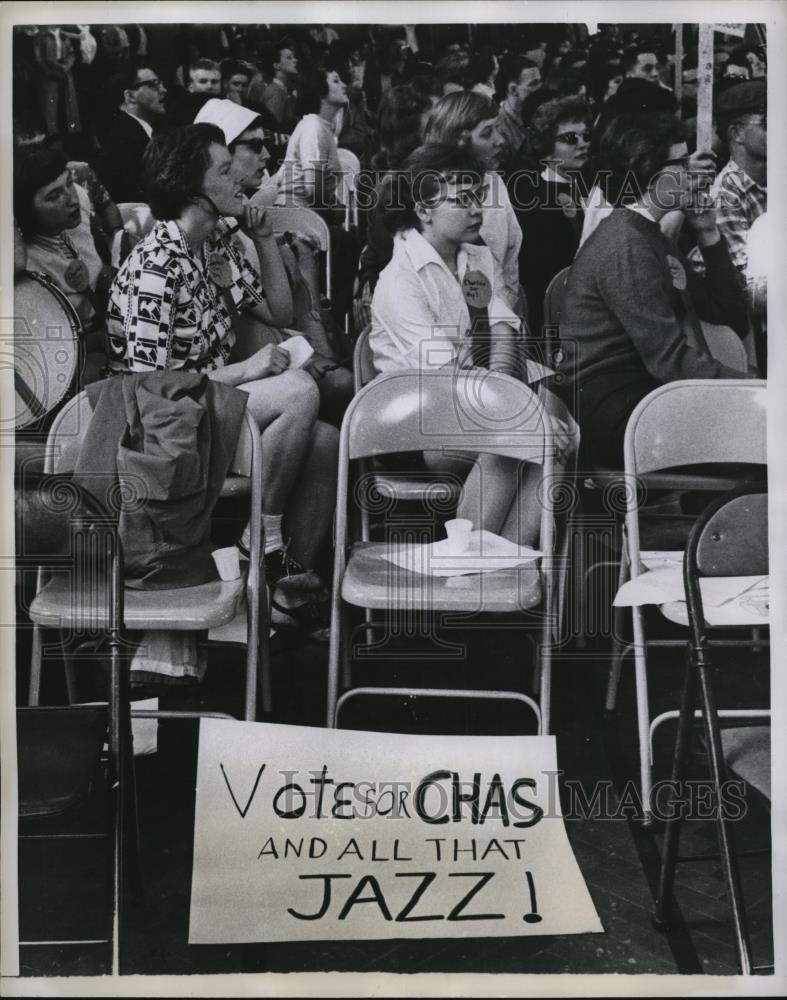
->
[660,600,770,628]
[17,706,107,818]
[30,572,245,630]
[342,541,542,612]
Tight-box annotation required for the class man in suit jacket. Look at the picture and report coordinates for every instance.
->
[98,61,167,203]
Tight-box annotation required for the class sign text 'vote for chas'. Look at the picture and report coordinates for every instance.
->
[188,721,603,944]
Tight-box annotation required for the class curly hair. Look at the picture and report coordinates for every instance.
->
[381,142,486,235]
[143,123,227,220]
[596,111,685,204]
[524,96,592,163]
[423,90,498,148]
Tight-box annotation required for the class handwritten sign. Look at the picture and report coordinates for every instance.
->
[713,23,746,37]
[188,721,603,943]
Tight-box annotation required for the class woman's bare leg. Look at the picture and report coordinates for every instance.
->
[280,420,339,568]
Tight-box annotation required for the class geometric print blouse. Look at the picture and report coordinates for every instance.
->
[106,217,266,374]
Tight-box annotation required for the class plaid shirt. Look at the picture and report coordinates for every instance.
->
[688,159,767,280]
[106,218,265,374]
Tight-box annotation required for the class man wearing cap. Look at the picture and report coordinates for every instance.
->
[711,80,767,279]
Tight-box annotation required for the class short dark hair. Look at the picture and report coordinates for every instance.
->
[525,96,592,162]
[144,123,227,220]
[298,66,337,115]
[468,47,497,86]
[13,144,69,238]
[597,111,685,204]
[382,142,486,235]
[258,41,294,78]
[117,60,158,107]
[494,55,539,102]
[621,46,658,75]
[435,51,471,89]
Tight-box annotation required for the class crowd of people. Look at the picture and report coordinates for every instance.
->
[13,21,768,646]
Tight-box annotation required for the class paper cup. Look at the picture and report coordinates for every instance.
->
[212,546,241,581]
[444,518,473,552]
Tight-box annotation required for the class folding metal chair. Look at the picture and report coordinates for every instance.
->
[653,489,770,975]
[27,391,271,720]
[337,147,361,231]
[608,380,767,824]
[16,475,133,974]
[264,205,332,302]
[327,370,571,731]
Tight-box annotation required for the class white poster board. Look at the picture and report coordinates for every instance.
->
[189,720,603,944]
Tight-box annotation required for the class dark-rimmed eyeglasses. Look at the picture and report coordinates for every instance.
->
[423,185,489,210]
[129,76,164,91]
[232,137,271,154]
[555,129,591,146]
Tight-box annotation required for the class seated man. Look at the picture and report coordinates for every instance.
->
[98,60,167,203]
[106,124,338,637]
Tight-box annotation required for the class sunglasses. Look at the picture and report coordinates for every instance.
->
[129,76,164,91]
[233,137,271,154]
[555,129,591,145]
[424,185,489,209]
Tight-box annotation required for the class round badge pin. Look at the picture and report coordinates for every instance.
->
[461,269,492,309]
[64,258,90,293]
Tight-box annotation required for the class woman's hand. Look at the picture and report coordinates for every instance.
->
[241,202,274,241]
[683,152,720,246]
[243,344,290,380]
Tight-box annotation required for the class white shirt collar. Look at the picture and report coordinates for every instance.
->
[397,228,485,278]
[541,164,571,184]
[123,109,153,139]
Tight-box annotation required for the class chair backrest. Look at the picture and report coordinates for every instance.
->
[45,388,257,480]
[264,206,332,300]
[264,206,330,253]
[343,371,551,464]
[352,323,375,391]
[624,380,767,478]
[337,148,361,229]
[690,490,768,579]
[542,266,571,331]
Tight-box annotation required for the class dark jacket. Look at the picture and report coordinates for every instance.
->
[73,371,247,589]
[98,111,154,203]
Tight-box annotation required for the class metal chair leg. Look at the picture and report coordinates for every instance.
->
[631,604,654,825]
[653,649,699,930]
[698,659,754,974]
[29,623,43,705]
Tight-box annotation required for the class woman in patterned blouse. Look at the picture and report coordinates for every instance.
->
[107,124,338,632]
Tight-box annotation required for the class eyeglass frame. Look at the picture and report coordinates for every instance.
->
[420,184,490,210]
[128,76,165,91]
[554,128,592,146]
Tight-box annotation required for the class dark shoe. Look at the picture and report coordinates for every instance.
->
[264,546,325,595]
[270,592,331,644]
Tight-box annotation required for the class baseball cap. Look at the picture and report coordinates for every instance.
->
[194,98,261,145]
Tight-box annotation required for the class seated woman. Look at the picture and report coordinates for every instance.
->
[14,143,114,385]
[513,96,592,336]
[106,124,338,635]
[370,143,570,546]
[277,66,348,214]
[558,112,754,469]
[423,91,523,313]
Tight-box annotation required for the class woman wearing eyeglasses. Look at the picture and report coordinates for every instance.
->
[558,111,754,469]
[511,96,592,337]
[370,143,573,545]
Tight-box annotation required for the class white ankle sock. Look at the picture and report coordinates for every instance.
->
[262,514,284,554]
[240,514,284,555]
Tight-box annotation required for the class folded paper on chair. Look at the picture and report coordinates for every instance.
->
[614,570,768,611]
[382,530,542,578]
